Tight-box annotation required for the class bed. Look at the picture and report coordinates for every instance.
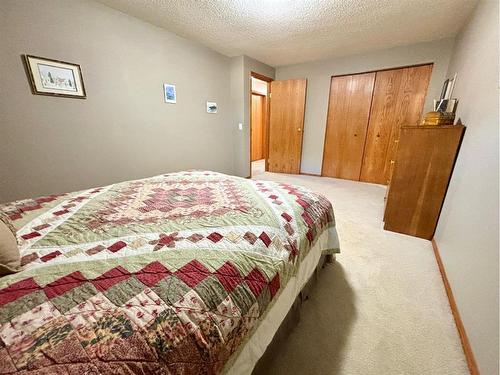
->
[0,170,339,374]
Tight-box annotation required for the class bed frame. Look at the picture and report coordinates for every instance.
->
[252,254,335,373]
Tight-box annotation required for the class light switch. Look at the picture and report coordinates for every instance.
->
[238,123,243,130]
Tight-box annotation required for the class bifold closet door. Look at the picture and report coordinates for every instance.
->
[360,65,433,184]
[322,73,375,180]
[268,79,307,174]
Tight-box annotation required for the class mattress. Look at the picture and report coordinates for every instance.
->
[0,171,339,374]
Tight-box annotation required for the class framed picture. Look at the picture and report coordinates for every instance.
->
[164,83,176,103]
[206,101,218,113]
[24,55,86,98]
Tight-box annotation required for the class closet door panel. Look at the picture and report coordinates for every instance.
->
[322,73,375,179]
[385,64,433,177]
[360,64,432,184]
[360,69,403,184]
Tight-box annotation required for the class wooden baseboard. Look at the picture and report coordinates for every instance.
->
[431,239,480,375]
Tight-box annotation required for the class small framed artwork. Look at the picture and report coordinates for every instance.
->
[206,101,218,113]
[24,55,86,98]
[164,83,176,103]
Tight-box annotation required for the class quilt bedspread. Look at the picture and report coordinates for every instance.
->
[0,171,338,374]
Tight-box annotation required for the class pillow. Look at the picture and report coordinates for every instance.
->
[0,214,21,276]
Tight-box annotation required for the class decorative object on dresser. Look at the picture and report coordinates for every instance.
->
[421,74,459,126]
[24,55,86,98]
[383,125,465,240]
[421,111,456,126]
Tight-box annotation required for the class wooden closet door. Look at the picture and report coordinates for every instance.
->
[322,73,375,180]
[360,64,432,184]
[268,79,307,174]
[251,94,264,161]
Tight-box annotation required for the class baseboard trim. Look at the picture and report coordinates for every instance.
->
[300,172,321,177]
[431,238,480,375]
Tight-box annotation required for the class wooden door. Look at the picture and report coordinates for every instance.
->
[268,79,307,173]
[322,73,375,180]
[360,64,432,184]
[251,94,264,161]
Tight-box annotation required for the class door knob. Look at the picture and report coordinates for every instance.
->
[297,128,302,132]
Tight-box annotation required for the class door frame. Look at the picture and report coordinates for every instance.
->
[327,62,434,79]
[320,62,434,178]
[249,71,273,177]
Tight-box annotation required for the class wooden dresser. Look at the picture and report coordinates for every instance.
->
[383,125,465,239]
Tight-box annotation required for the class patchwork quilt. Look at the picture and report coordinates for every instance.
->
[0,171,339,374]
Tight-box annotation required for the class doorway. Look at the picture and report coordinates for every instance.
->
[267,79,307,174]
[250,72,272,177]
[249,73,308,177]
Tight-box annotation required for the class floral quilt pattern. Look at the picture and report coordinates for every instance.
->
[0,171,338,374]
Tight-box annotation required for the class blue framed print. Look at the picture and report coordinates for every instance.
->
[163,83,176,103]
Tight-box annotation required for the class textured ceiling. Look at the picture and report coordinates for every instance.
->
[96,0,478,67]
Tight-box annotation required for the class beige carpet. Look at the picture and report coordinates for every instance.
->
[251,171,469,375]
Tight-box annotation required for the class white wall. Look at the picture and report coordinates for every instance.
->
[0,0,237,202]
[230,56,246,178]
[232,56,275,178]
[276,38,455,174]
[434,1,499,374]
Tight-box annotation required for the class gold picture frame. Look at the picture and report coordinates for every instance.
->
[24,55,86,99]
